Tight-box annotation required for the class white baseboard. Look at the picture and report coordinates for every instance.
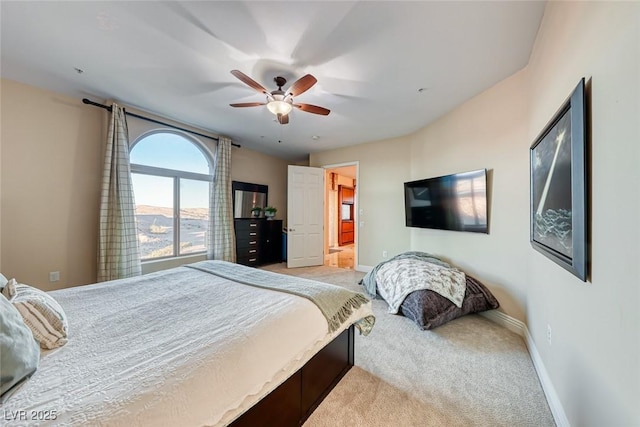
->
[480,310,523,336]
[356,264,373,273]
[480,310,570,427]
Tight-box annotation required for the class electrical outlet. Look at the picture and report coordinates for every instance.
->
[382,250,388,258]
[546,324,552,345]
[49,271,60,283]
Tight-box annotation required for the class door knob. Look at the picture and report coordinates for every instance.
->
[289,228,296,232]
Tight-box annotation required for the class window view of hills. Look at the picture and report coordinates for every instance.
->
[135,205,208,259]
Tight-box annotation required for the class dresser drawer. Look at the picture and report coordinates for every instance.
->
[236,228,261,240]
[236,237,260,250]
[237,245,260,258]
[233,219,283,267]
[237,255,260,267]
[235,220,262,233]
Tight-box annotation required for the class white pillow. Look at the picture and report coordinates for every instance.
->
[2,279,68,349]
[0,273,8,289]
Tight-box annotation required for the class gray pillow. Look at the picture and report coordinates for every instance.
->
[399,275,499,330]
[0,293,40,402]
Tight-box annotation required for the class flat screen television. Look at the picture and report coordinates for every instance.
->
[404,169,488,233]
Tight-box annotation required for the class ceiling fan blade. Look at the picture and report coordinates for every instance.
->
[287,74,317,97]
[230,70,268,94]
[294,103,330,116]
[230,102,266,107]
[277,113,290,125]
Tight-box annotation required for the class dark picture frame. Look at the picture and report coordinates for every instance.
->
[530,78,587,281]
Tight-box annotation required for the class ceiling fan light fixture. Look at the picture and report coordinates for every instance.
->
[230,70,328,122]
[266,98,293,116]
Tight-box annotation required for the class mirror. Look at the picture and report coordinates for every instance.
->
[232,181,268,218]
[341,204,353,220]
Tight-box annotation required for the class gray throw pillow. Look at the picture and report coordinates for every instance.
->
[0,293,40,402]
[399,275,499,330]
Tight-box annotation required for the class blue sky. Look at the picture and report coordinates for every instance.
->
[131,133,211,208]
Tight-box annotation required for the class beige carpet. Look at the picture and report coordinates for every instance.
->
[262,264,555,427]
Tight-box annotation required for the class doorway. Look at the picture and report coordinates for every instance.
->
[323,163,358,270]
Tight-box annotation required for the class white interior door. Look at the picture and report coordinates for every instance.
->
[287,165,324,268]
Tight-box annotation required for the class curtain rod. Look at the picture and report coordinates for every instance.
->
[82,98,240,148]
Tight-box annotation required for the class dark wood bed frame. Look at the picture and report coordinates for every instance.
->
[230,325,355,427]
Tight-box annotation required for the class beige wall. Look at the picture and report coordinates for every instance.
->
[409,69,529,322]
[310,2,639,424]
[313,71,529,319]
[525,2,639,425]
[0,78,290,288]
[0,79,104,290]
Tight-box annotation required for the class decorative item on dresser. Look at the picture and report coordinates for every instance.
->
[264,206,277,220]
[235,219,283,267]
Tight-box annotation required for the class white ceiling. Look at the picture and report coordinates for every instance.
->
[1,1,545,161]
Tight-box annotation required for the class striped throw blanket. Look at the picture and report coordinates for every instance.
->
[187,261,375,336]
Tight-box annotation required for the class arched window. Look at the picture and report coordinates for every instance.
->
[130,131,213,260]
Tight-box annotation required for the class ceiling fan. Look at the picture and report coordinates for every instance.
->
[229,70,330,125]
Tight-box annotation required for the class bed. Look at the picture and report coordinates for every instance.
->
[1,261,374,426]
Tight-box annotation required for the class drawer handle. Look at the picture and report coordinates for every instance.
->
[249,250,257,253]
[249,258,257,262]
[249,232,257,236]
[249,241,257,245]
[250,223,257,227]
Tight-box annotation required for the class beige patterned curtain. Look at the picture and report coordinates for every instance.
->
[207,137,236,261]
[97,104,142,281]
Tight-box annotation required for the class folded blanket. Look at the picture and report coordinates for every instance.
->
[376,258,466,313]
[187,261,375,336]
[359,251,450,297]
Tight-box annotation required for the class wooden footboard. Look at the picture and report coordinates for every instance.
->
[230,325,355,427]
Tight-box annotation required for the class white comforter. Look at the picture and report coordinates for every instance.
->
[3,264,372,426]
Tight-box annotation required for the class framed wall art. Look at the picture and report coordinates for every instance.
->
[530,78,588,281]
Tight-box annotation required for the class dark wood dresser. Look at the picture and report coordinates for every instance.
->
[235,219,283,267]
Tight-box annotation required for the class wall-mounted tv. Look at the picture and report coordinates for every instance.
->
[404,169,488,233]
